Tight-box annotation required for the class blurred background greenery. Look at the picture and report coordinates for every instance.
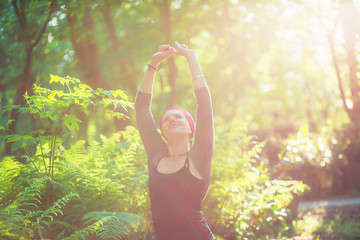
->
[1,0,360,239]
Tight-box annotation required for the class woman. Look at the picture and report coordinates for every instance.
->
[135,41,214,240]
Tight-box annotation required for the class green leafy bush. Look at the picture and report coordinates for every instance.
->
[1,74,133,181]
[0,75,141,239]
[204,120,308,239]
[0,176,78,239]
[273,125,335,198]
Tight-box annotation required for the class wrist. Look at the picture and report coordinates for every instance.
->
[149,58,160,67]
[185,50,196,59]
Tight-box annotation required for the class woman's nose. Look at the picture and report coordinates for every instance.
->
[170,117,175,123]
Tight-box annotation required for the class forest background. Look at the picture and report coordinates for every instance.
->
[1,0,360,239]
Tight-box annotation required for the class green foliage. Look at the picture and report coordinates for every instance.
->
[0,74,133,181]
[273,125,335,197]
[64,211,141,240]
[204,119,309,239]
[0,176,78,240]
[0,130,145,239]
[0,108,310,239]
[271,122,360,199]
[293,206,360,240]
[0,71,340,240]
[2,0,359,238]
[54,126,151,239]
[0,157,29,209]
[0,75,142,239]
[292,211,322,238]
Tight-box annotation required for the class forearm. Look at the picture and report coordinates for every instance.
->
[186,51,208,90]
[138,59,159,94]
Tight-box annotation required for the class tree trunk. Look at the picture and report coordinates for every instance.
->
[8,0,56,151]
[67,3,105,137]
[67,5,104,89]
[158,0,178,109]
[100,0,134,131]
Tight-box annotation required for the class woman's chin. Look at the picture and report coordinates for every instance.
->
[165,131,188,139]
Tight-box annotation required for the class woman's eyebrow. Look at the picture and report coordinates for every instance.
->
[163,112,182,120]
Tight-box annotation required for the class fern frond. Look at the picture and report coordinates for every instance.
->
[63,211,142,240]
[1,176,48,215]
[39,192,79,222]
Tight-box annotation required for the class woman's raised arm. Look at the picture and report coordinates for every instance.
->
[174,41,213,152]
[138,45,176,94]
[174,41,208,90]
[135,45,176,170]
[174,41,214,195]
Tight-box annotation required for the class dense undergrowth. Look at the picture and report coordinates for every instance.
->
[0,76,308,239]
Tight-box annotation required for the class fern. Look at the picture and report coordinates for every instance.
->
[64,211,141,240]
[0,156,28,209]
[0,176,79,239]
[38,192,79,222]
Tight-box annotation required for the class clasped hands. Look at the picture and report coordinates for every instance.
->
[151,41,193,66]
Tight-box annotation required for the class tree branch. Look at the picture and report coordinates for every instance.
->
[30,0,57,49]
[326,17,353,120]
[11,0,25,29]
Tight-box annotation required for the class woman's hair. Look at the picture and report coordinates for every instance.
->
[160,107,195,139]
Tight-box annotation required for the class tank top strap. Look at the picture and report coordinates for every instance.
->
[155,158,161,168]
[184,156,190,169]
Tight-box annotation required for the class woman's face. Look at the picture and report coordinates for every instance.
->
[161,109,192,140]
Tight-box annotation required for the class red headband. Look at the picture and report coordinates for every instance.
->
[160,107,195,139]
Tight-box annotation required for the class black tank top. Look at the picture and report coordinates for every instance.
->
[148,156,214,240]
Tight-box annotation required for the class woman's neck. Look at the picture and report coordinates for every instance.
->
[167,137,189,156]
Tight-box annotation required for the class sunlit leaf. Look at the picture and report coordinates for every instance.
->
[57,91,63,98]
[48,91,56,99]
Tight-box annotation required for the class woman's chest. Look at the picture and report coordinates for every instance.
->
[148,168,205,206]
[156,156,202,180]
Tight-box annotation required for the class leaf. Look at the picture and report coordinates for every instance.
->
[111,112,125,119]
[18,202,38,208]
[57,90,63,98]
[106,91,112,98]
[79,84,91,90]
[50,74,62,84]
[48,91,56,99]
[65,121,72,131]
[11,140,24,152]
[66,75,80,83]
[6,119,15,128]
[117,90,128,100]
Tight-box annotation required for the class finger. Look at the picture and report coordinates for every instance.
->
[159,44,171,51]
[159,44,170,48]
[161,48,175,55]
